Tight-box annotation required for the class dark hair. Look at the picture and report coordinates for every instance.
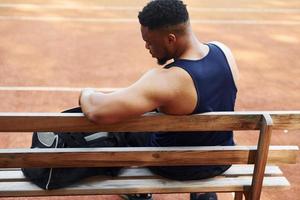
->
[138,0,189,30]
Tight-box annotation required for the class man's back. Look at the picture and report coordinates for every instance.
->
[151,42,237,147]
[158,42,238,115]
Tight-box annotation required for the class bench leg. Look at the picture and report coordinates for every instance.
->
[249,114,273,200]
[234,192,243,200]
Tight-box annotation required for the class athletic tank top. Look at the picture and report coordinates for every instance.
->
[150,42,237,147]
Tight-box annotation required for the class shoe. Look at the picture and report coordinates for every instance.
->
[190,192,218,200]
[120,194,153,200]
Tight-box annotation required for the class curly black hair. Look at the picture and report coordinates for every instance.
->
[138,0,189,30]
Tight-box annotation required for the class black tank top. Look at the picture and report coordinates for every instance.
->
[150,43,237,147]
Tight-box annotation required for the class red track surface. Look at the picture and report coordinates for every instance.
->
[0,0,299,199]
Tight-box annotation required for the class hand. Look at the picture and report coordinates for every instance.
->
[79,88,95,106]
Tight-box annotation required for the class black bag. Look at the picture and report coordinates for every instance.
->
[21,107,125,190]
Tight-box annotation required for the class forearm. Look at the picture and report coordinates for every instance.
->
[79,89,128,124]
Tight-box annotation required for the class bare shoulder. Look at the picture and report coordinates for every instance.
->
[145,66,191,80]
[209,41,239,88]
[133,66,193,103]
[140,67,191,89]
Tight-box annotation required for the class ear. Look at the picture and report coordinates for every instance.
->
[167,34,176,44]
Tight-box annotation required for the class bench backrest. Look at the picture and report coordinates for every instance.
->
[0,111,299,200]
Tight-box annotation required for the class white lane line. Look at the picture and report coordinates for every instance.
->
[0,4,142,10]
[0,86,121,92]
[0,16,137,23]
[0,16,300,25]
[190,7,300,13]
[194,19,300,25]
[0,3,300,13]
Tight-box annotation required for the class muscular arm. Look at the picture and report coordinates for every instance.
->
[79,68,178,124]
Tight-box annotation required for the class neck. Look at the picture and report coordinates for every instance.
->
[174,30,209,60]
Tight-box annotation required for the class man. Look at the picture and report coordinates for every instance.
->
[80,0,239,200]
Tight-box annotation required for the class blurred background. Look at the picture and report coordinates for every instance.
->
[0,0,299,199]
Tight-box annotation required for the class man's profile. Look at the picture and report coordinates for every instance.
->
[80,0,239,200]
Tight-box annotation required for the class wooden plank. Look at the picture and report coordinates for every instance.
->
[250,114,273,200]
[0,111,299,132]
[118,165,283,178]
[0,146,297,168]
[0,176,290,197]
[271,113,300,130]
[0,165,283,182]
[223,165,282,176]
[0,112,262,132]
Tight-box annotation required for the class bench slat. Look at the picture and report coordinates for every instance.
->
[0,176,290,197]
[0,111,299,132]
[117,165,283,178]
[0,165,283,182]
[270,112,300,129]
[0,112,261,132]
[0,146,297,168]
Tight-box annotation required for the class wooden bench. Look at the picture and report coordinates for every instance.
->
[0,111,299,200]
